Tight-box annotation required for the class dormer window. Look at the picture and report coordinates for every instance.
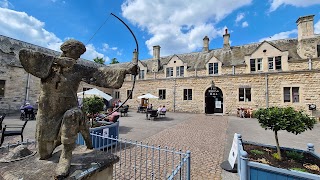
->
[139,70,145,79]
[166,67,173,77]
[176,66,184,77]
[250,58,262,72]
[268,56,281,70]
[209,63,218,75]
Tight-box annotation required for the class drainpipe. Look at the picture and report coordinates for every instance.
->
[308,57,312,70]
[232,65,235,75]
[265,74,269,108]
[25,73,31,103]
[173,78,176,112]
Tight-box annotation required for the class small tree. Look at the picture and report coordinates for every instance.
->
[254,107,316,160]
[110,58,119,64]
[82,96,104,115]
[93,57,105,64]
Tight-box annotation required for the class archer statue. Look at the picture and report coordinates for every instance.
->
[19,39,138,177]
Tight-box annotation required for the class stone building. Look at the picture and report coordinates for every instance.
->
[114,14,320,117]
[1,15,320,117]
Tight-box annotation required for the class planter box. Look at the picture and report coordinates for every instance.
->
[76,121,119,150]
[236,134,320,180]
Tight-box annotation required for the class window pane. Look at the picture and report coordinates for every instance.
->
[284,87,291,102]
[292,87,299,103]
[268,57,274,70]
[183,89,187,100]
[127,90,132,99]
[139,70,144,79]
[239,88,244,101]
[180,66,184,76]
[214,63,218,74]
[208,63,213,74]
[166,68,169,77]
[188,89,192,100]
[245,88,251,102]
[115,91,120,99]
[250,59,256,71]
[0,80,5,97]
[275,56,281,70]
[257,58,262,71]
[170,67,173,77]
[159,89,166,100]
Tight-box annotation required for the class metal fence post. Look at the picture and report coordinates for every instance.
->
[186,150,191,180]
[237,134,242,176]
[240,150,248,180]
[307,143,315,153]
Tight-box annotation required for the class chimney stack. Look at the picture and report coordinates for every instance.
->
[132,49,138,64]
[223,28,230,49]
[296,15,315,41]
[202,36,209,52]
[153,45,161,60]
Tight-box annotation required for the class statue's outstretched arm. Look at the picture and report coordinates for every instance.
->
[19,49,55,79]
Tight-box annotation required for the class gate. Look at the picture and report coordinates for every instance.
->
[86,133,191,180]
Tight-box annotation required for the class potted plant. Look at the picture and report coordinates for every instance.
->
[237,107,319,180]
[77,96,119,149]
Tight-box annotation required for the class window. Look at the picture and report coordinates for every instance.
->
[268,56,281,70]
[317,45,320,57]
[284,87,299,103]
[139,70,145,79]
[176,66,184,77]
[208,63,219,75]
[159,89,166,100]
[250,59,256,72]
[115,91,120,99]
[127,90,132,99]
[239,88,251,102]
[131,75,135,81]
[166,67,173,77]
[250,58,262,72]
[183,89,192,100]
[0,80,5,97]
[83,87,92,91]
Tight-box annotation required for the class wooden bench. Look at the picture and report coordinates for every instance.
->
[1,119,29,146]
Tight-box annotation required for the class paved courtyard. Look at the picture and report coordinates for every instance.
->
[1,110,319,179]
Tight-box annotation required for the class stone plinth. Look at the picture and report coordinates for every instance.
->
[0,146,119,180]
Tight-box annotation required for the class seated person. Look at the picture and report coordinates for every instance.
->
[106,108,120,122]
[147,103,153,110]
[23,102,35,119]
[161,105,167,112]
[157,105,162,114]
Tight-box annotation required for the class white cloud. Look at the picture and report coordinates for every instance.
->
[315,19,320,34]
[235,13,245,23]
[82,44,110,63]
[0,7,107,61]
[269,0,320,12]
[102,43,118,52]
[259,29,297,41]
[122,0,252,56]
[0,0,13,8]
[242,21,249,28]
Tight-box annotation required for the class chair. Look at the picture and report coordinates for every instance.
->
[24,108,35,120]
[120,107,128,117]
[149,110,158,120]
[1,119,29,146]
[159,111,166,118]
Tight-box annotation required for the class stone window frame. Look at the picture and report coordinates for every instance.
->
[176,66,184,77]
[268,56,282,71]
[283,87,300,103]
[166,67,174,77]
[127,90,133,99]
[183,89,192,101]
[239,87,251,102]
[158,89,166,100]
[0,80,5,97]
[139,69,145,80]
[250,58,263,72]
[114,91,120,99]
[208,62,219,75]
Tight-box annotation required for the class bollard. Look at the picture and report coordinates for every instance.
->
[240,150,248,180]
[186,150,191,180]
[307,143,315,153]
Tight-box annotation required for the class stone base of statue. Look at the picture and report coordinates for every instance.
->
[0,145,119,180]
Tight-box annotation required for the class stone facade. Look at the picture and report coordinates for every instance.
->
[1,15,320,117]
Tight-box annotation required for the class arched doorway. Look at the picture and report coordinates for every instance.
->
[205,86,223,114]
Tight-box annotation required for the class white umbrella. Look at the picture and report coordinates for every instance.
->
[137,93,159,99]
[77,88,113,101]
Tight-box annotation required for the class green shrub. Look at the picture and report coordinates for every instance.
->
[286,151,304,161]
[250,149,265,155]
[272,153,281,160]
[83,96,104,115]
[290,168,307,172]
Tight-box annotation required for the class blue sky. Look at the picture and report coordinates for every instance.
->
[0,0,320,63]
